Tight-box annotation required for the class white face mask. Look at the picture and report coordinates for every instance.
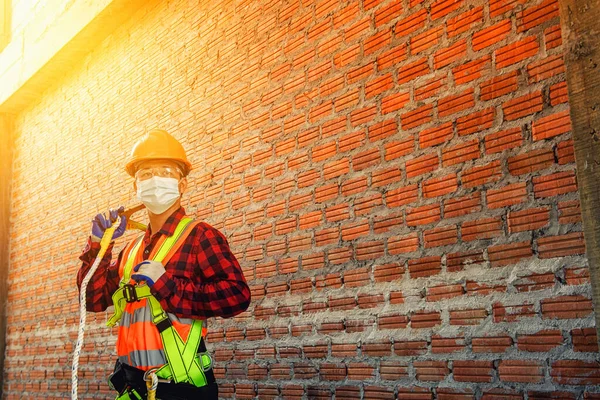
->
[136,176,180,214]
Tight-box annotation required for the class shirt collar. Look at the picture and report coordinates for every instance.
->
[145,206,186,239]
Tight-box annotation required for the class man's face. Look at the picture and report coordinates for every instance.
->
[133,159,187,195]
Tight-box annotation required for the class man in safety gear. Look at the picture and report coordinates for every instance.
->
[77,129,251,400]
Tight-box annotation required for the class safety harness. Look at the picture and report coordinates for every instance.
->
[107,217,213,399]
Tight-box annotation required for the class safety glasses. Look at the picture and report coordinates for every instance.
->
[135,166,182,181]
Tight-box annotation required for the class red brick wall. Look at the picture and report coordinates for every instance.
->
[4,0,599,398]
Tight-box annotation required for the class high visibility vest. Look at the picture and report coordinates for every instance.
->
[107,217,212,386]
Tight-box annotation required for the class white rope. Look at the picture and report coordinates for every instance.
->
[71,225,115,400]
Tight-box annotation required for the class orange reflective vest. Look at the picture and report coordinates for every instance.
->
[107,217,211,383]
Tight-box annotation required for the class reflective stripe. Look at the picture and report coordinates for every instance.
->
[120,302,194,328]
[118,349,167,370]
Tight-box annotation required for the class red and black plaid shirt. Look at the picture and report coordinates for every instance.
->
[77,207,251,319]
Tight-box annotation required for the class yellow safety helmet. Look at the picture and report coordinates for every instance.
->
[125,129,192,177]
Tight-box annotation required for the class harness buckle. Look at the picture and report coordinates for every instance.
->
[123,284,138,303]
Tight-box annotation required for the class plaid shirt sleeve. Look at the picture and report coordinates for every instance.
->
[151,222,251,319]
[77,237,122,312]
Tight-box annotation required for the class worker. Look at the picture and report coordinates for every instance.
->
[77,129,251,400]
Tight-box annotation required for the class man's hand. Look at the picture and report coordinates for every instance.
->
[132,261,166,286]
[91,206,126,242]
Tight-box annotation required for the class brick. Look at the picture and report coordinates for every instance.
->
[335,386,361,400]
[442,139,479,166]
[480,70,519,100]
[517,330,563,352]
[437,388,475,400]
[517,0,559,32]
[438,88,475,117]
[572,328,599,352]
[503,90,544,120]
[508,207,550,232]
[386,184,418,207]
[551,360,600,385]
[557,139,575,165]
[372,167,402,187]
[448,8,483,35]
[447,249,484,271]
[423,174,458,198]
[374,263,404,282]
[431,336,466,353]
[411,25,444,54]
[453,360,494,382]
[496,37,539,69]
[558,200,581,224]
[493,302,536,322]
[431,0,464,19]
[379,361,409,380]
[374,0,403,27]
[545,24,562,50]
[388,232,419,254]
[550,80,568,105]
[565,266,590,286]
[513,272,556,292]
[537,231,585,258]
[384,137,414,160]
[528,54,565,83]
[499,360,545,383]
[382,91,410,114]
[541,295,593,319]
[453,56,491,85]
[373,212,404,233]
[485,128,523,154]
[411,310,441,328]
[398,57,430,84]
[394,340,428,356]
[462,160,502,187]
[488,241,532,267]
[376,312,409,330]
[427,283,464,302]
[319,363,346,381]
[472,19,511,51]
[414,360,449,381]
[444,192,482,219]
[364,386,396,399]
[481,389,523,400]
[462,216,503,241]
[368,119,397,141]
[365,74,402,101]
[409,256,442,278]
[402,103,434,129]
[406,153,439,178]
[416,74,447,100]
[486,182,527,209]
[347,362,375,380]
[532,110,572,141]
[331,342,357,357]
[377,44,408,70]
[472,335,513,353]
[395,9,427,38]
[398,387,433,400]
[406,203,441,226]
[533,170,577,198]
[434,39,468,69]
[528,391,576,400]
[362,340,392,357]
[424,225,458,247]
[449,308,488,325]
[457,107,495,136]
[419,122,454,148]
[466,280,507,295]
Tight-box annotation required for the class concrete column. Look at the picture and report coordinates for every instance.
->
[0,114,14,397]
[558,0,600,344]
